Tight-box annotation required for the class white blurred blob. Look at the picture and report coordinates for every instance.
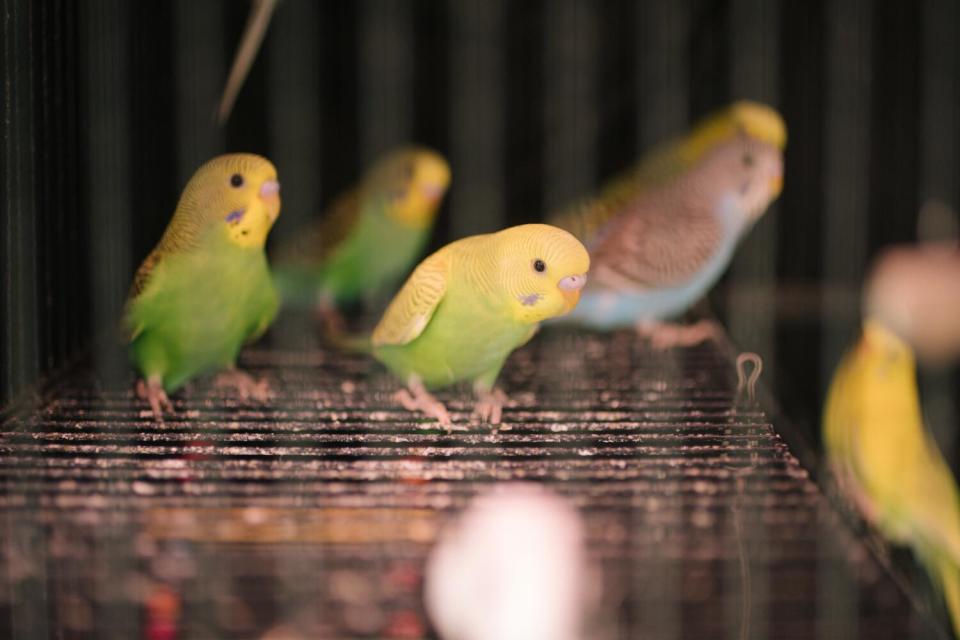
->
[864,243,960,366]
[425,483,589,640]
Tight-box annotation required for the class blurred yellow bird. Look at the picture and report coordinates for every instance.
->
[824,318,960,636]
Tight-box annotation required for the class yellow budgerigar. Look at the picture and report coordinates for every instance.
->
[824,318,960,636]
[372,224,589,427]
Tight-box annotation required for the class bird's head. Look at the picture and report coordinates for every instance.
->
[491,224,590,324]
[857,318,915,384]
[676,101,786,224]
[695,133,784,223]
[179,153,281,249]
[370,147,451,229]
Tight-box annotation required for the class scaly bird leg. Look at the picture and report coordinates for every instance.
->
[214,367,271,403]
[315,301,346,341]
[473,387,508,426]
[136,375,173,423]
[393,377,452,428]
[636,319,719,351]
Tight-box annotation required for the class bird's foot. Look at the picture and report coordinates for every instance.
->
[136,376,173,422]
[394,378,452,429]
[473,387,508,426]
[636,319,719,350]
[315,304,346,341]
[214,368,271,403]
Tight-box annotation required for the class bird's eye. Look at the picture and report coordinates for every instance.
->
[402,163,415,180]
[533,259,546,273]
[742,153,754,167]
[230,174,244,188]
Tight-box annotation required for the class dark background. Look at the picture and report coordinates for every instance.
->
[1,0,958,459]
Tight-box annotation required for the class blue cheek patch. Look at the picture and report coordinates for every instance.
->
[225,209,245,224]
[519,293,543,306]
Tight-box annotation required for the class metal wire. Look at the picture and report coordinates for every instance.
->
[0,328,935,638]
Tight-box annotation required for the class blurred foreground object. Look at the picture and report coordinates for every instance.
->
[863,244,960,366]
[554,101,785,348]
[825,262,960,637]
[425,484,590,640]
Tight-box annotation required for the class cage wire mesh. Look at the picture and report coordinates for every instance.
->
[1,0,960,638]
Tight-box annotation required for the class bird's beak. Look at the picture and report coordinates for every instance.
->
[259,179,281,221]
[558,274,587,311]
[421,182,447,203]
[768,174,783,197]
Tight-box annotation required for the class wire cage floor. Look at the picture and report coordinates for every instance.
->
[0,323,941,639]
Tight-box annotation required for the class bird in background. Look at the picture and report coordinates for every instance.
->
[216,0,278,124]
[824,245,960,638]
[272,147,451,331]
[124,154,282,421]
[552,101,786,349]
[372,224,589,427]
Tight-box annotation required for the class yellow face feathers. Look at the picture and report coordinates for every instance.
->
[679,100,787,167]
[369,147,451,229]
[490,224,591,324]
[175,153,281,249]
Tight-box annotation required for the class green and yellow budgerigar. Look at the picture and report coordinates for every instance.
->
[273,147,451,322]
[372,224,589,427]
[824,318,960,636]
[124,153,282,421]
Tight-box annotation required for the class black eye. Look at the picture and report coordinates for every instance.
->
[402,163,415,180]
[230,174,244,188]
[533,259,546,273]
[742,153,754,167]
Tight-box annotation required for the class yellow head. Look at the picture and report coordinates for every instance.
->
[856,318,916,388]
[487,224,590,324]
[367,146,451,229]
[679,100,787,167]
[174,153,281,249]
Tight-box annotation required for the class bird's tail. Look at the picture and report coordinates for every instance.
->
[326,329,373,354]
[930,554,960,638]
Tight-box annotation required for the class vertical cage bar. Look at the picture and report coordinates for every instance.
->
[636,0,690,150]
[359,0,414,165]
[727,0,781,383]
[542,0,598,214]
[0,0,40,406]
[818,0,873,636]
[448,0,505,237]
[81,0,132,391]
[173,0,226,186]
[919,0,960,467]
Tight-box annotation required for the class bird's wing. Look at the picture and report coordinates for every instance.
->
[277,187,364,266]
[588,196,724,291]
[372,250,450,347]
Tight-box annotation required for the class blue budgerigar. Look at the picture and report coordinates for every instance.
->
[553,101,786,348]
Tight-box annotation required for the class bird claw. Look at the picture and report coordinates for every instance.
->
[473,388,508,425]
[316,304,346,341]
[214,369,272,403]
[136,377,173,423]
[394,383,453,429]
[637,319,718,350]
